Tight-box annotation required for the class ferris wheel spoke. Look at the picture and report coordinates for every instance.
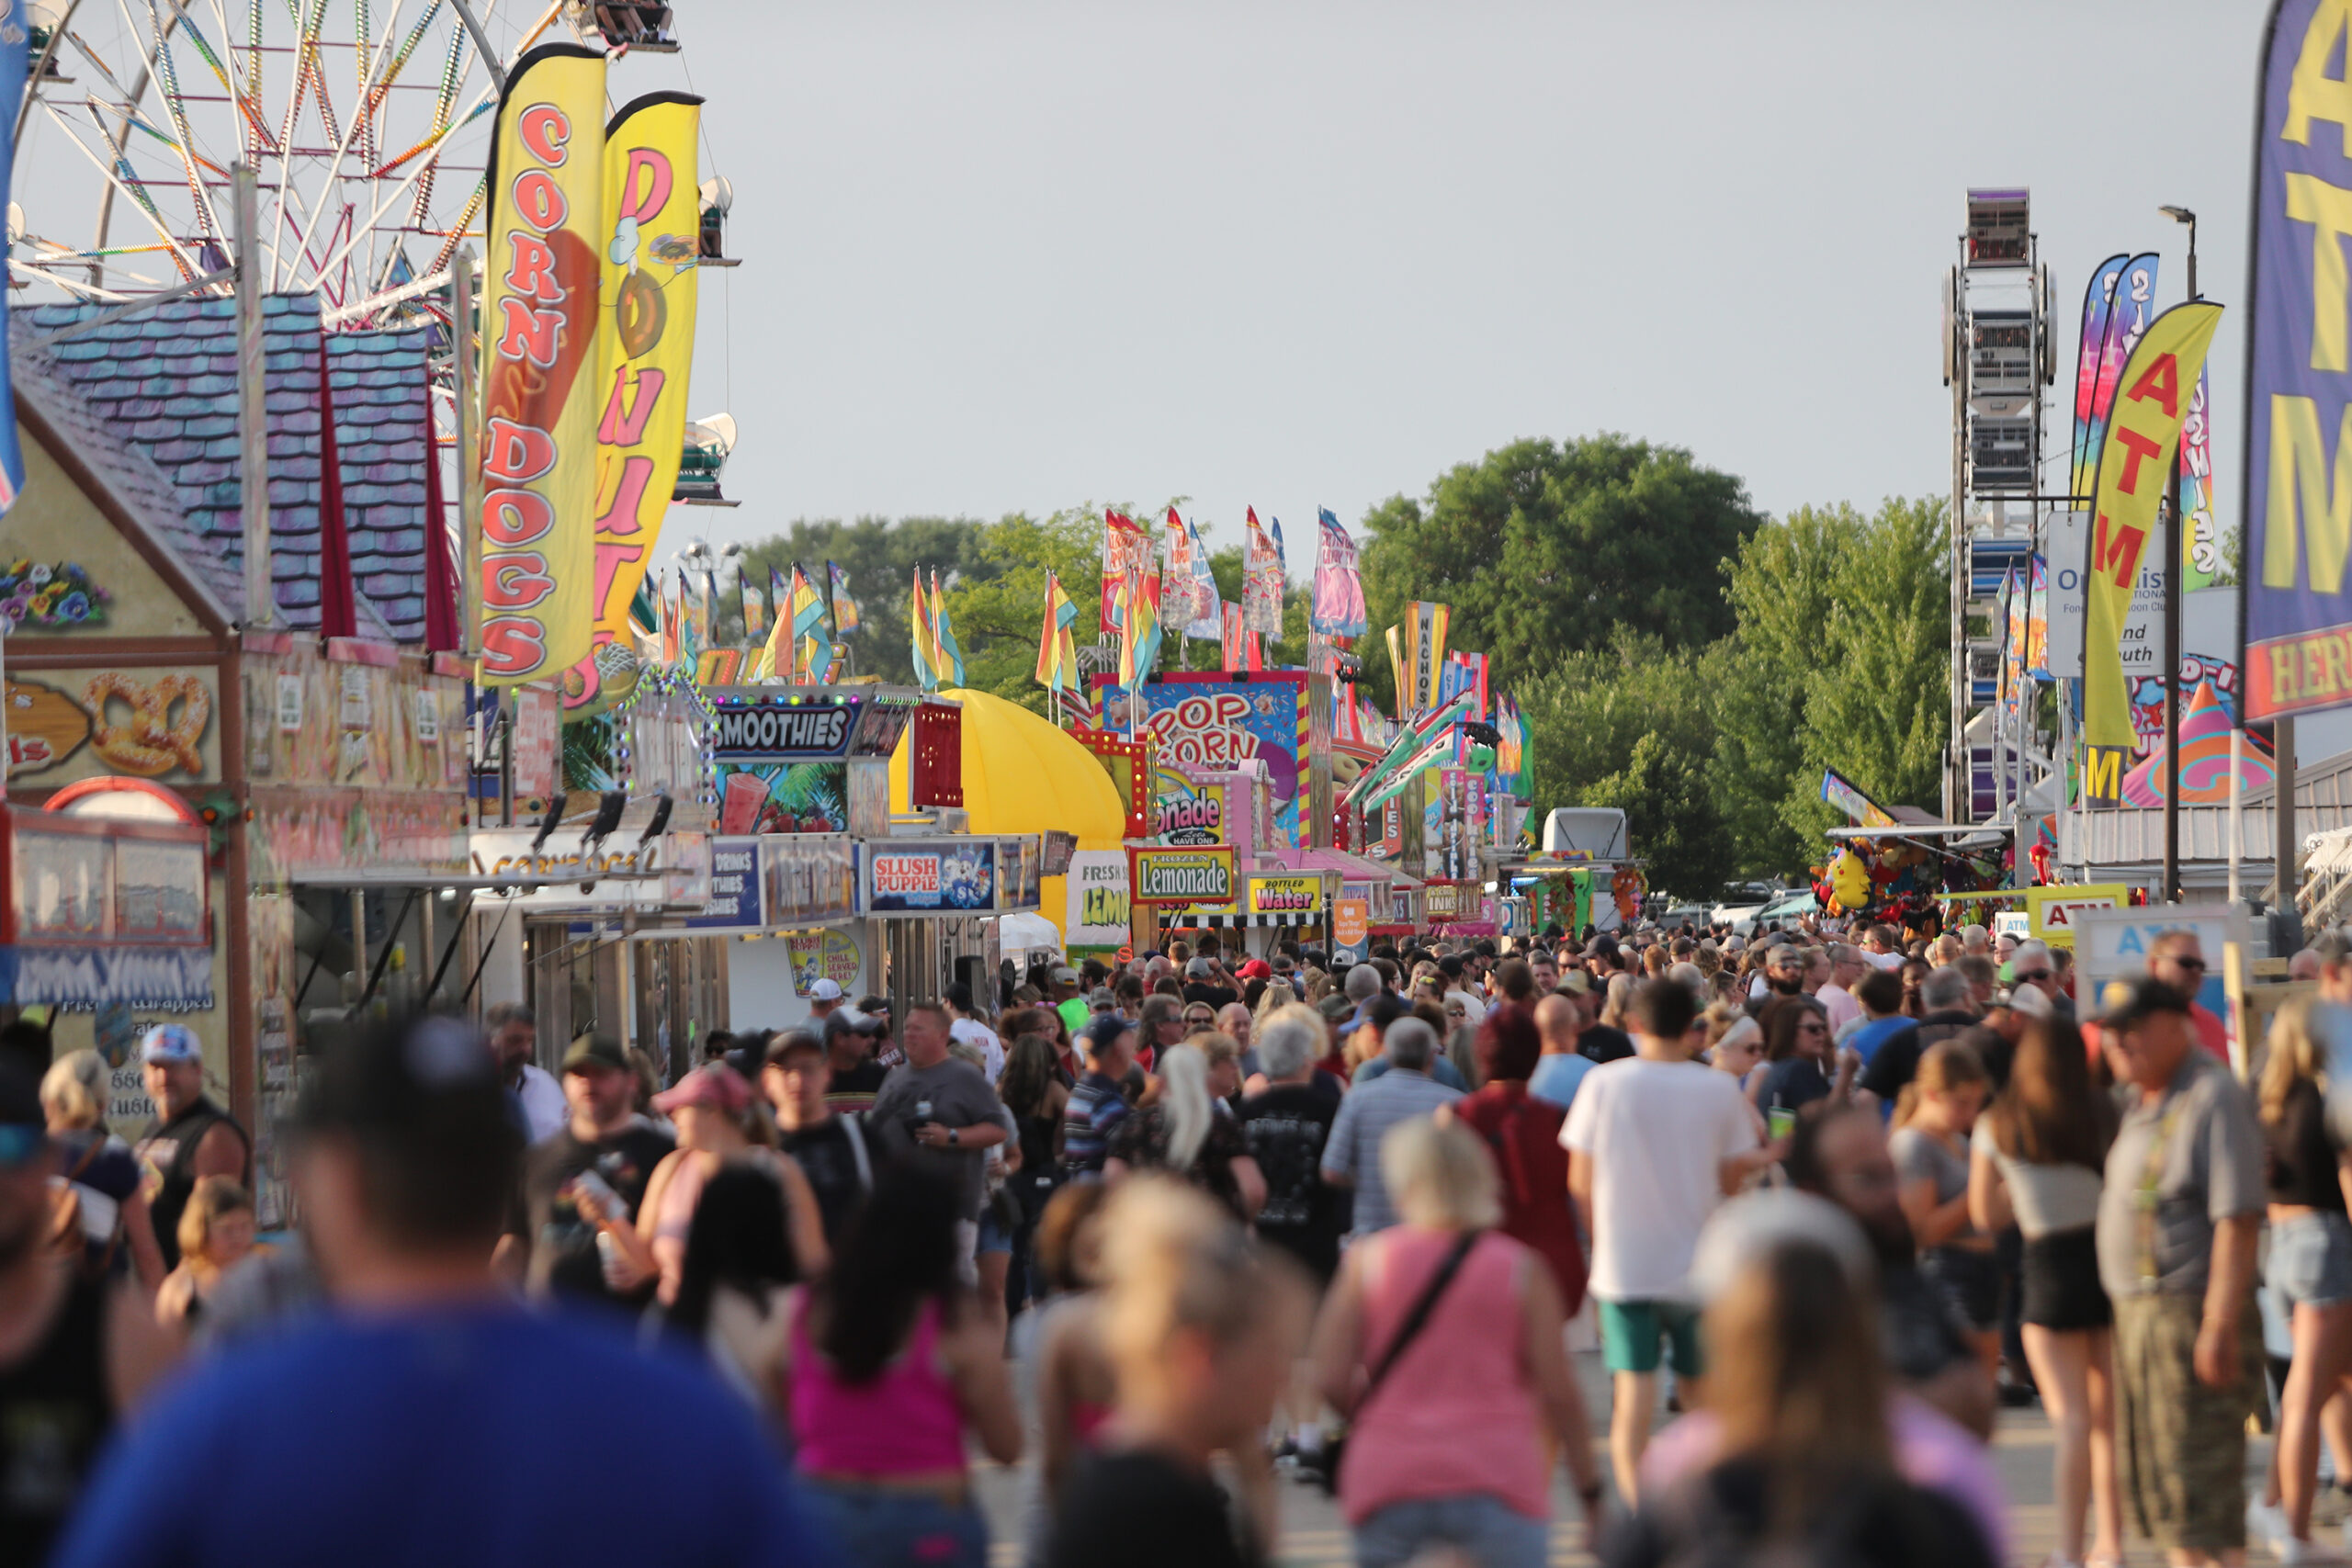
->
[46,99,209,283]
[13,0,86,154]
[279,0,422,296]
[145,0,230,246]
[300,73,492,295]
[7,259,138,301]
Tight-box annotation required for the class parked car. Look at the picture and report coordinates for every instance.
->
[1736,889,1820,937]
[1659,904,1712,931]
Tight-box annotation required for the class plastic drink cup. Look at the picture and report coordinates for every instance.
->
[1768,1106,1796,1141]
[720,771,768,834]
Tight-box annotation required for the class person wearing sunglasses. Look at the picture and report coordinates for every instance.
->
[2148,931,2230,1064]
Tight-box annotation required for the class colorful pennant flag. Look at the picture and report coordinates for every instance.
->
[1183,514,1221,641]
[661,571,681,670]
[752,568,791,682]
[931,570,965,687]
[1311,508,1368,637]
[828,560,860,636]
[1161,508,1199,629]
[739,570,770,647]
[1102,511,1153,635]
[1243,507,1284,637]
[1118,568,1161,690]
[1036,571,1080,692]
[910,569,940,691]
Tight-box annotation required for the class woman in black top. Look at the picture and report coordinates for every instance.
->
[2254,997,2352,1557]
[1750,998,1857,1121]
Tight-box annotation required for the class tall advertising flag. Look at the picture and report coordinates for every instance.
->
[2078,254,2163,500]
[1035,573,1079,692]
[1400,601,1453,713]
[1102,511,1153,635]
[1311,508,1369,637]
[2082,300,2223,797]
[753,567,789,680]
[477,45,608,686]
[0,13,25,521]
[2180,368,2220,590]
[2244,0,2352,723]
[931,570,965,687]
[1184,516,1221,640]
[1243,508,1285,637]
[2072,254,2132,496]
[1161,508,1199,630]
[828,561,860,636]
[574,91,701,712]
[738,569,769,647]
[910,570,940,691]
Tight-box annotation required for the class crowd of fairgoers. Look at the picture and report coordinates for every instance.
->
[6,912,2345,1568]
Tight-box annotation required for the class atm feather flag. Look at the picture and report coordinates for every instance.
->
[2242,0,2352,725]
[2083,300,2223,762]
[477,44,608,687]
[571,90,702,712]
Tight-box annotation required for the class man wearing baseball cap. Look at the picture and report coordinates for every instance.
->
[505,1032,673,1312]
[804,976,847,1025]
[132,1023,249,1271]
[51,1016,828,1568]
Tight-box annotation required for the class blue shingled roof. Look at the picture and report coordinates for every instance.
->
[18,293,440,642]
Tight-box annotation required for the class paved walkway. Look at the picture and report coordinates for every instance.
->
[974,1348,2294,1566]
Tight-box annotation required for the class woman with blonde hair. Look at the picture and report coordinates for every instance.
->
[40,1051,164,1290]
[1890,1042,1998,1372]
[155,1175,263,1329]
[1312,1117,1603,1566]
[1104,1044,1264,1222]
[1970,1018,2119,1568]
[1047,1178,1306,1568]
[2247,995,2352,1560]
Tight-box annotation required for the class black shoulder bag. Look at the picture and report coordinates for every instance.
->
[1318,1229,1481,1495]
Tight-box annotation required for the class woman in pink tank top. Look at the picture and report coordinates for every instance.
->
[779,1168,1021,1568]
[1310,1117,1605,1568]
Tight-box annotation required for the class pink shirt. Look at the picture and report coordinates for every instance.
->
[788,1296,968,1475]
[1337,1229,1547,1524]
[1638,1394,2008,1564]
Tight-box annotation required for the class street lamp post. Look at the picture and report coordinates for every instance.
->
[2159,205,2197,905]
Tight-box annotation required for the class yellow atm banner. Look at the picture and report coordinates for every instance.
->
[477,45,607,686]
[572,92,703,715]
[2082,300,2223,752]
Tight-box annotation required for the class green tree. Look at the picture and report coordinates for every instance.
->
[1785,497,1950,843]
[735,518,1001,684]
[1711,497,1950,871]
[1521,632,1731,898]
[937,508,1107,715]
[1355,434,1764,711]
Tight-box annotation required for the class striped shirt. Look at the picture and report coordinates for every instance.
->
[1322,1069,1462,1235]
[1059,1072,1131,1177]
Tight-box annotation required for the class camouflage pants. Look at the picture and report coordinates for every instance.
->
[2110,1292,2262,1553]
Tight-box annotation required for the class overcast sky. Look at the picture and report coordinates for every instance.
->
[639,0,2261,561]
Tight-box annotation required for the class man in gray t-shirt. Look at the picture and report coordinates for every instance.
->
[866,1003,1014,1263]
[2093,976,2263,1559]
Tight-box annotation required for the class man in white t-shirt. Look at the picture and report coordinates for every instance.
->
[942,982,1003,1083]
[1562,977,1775,1505]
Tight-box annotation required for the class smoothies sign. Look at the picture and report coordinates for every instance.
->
[1128,845,1238,906]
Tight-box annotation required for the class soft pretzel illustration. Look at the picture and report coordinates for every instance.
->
[85,673,209,776]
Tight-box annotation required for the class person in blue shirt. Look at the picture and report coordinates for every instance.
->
[1843,966,1919,1072]
[1351,995,1471,1090]
[51,1014,835,1568]
[1526,994,1596,1111]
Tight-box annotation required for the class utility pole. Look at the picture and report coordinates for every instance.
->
[233,164,274,627]
[2157,204,2198,905]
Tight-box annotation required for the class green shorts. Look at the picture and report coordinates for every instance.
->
[1599,1298,1703,1376]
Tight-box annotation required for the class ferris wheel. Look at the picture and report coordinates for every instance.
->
[6,0,679,333]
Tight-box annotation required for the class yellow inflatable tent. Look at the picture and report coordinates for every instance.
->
[889,689,1126,942]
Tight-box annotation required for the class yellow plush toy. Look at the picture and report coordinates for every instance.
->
[1827,846,1872,913]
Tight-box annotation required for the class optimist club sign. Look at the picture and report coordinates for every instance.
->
[1128,845,1238,907]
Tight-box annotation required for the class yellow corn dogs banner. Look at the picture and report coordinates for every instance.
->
[477,45,607,685]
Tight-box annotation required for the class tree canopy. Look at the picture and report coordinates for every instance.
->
[1355,434,1765,709]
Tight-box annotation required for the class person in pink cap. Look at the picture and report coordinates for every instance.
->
[618,1063,830,1304]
